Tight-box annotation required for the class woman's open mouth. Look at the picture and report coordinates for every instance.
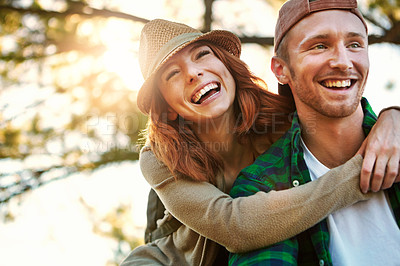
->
[191,82,221,104]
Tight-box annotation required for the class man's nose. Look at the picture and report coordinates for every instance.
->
[329,45,353,70]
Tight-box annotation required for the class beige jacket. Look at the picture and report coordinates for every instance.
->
[121,148,371,266]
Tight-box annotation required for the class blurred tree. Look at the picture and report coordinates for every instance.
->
[80,197,144,265]
[0,0,149,206]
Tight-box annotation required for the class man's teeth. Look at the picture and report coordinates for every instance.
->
[192,83,218,103]
[323,80,351,88]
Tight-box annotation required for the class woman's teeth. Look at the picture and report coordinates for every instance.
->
[192,83,219,103]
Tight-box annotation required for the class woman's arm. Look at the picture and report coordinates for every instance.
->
[140,148,371,253]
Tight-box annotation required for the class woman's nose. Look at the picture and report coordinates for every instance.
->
[187,70,203,84]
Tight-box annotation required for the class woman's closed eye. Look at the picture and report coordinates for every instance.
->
[195,49,211,60]
[166,69,179,81]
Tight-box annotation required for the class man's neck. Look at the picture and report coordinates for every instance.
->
[299,105,365,169]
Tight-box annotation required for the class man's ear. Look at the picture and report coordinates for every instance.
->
[167,107,178,121]
[271,56,290,85]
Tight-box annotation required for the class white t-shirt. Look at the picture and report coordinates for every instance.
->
[300,138,400,266]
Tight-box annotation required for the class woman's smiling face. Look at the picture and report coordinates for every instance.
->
[156,43,236,123]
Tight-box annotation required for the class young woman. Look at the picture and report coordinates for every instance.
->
[121,19,400,265]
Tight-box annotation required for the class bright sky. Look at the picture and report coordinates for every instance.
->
[1,0,399,265]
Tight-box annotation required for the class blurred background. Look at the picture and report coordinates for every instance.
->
[0,0,399,265]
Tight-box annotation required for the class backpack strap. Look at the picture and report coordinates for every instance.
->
[144,188,182,243]
[146,216,182,243]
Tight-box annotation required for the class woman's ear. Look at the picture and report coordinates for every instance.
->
[167,107,178,121]
[271,56,290,85]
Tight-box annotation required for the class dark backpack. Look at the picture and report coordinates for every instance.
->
[144,188,182,243]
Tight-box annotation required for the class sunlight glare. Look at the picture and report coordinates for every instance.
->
[99,19,143,91]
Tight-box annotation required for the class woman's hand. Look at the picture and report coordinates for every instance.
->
[357,108,400,193]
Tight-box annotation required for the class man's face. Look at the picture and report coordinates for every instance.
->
[284,10,369,118]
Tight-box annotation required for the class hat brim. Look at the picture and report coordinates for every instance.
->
[137,30,241,115]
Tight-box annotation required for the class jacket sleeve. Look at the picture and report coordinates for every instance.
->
[139,148,371,253]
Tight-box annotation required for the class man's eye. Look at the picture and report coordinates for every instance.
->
[166,70,179,81]
[312,44,326,50]
[348,43,361,49]
[196,50,210,59]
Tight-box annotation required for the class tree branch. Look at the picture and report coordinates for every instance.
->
[362,13,388,31]
[0,5,150,23]
[1,4,398,47]
[203,0,214,32]
[239,36,274,46]
[0,166,78,204]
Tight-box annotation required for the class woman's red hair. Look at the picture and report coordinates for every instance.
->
[146,42,295,185]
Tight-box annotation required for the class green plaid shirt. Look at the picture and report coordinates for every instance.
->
[229,98,400,266]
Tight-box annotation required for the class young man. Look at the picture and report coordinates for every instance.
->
[229,0,400,265]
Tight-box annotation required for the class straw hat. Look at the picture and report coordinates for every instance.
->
[137,19,241,115]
